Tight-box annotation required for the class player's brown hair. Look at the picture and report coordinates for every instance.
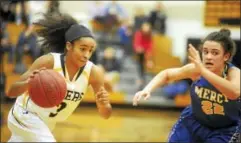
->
[200,28,236,61]
[34,13,78,53]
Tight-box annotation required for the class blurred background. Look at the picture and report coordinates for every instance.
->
[0,0,240,142]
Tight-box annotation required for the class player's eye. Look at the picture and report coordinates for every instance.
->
[203,50,208,54]
[80,48,85,51]
[211,51,218,55]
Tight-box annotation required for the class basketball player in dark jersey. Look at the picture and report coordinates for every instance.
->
[133,28,240,143]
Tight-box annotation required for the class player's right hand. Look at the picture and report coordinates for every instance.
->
[133,90,151,106]
[27,67,47,83]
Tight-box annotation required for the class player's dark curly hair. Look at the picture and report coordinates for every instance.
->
[201,28,236,62]
[34,13,78,53]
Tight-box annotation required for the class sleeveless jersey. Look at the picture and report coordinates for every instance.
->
[190,62,241,128]
[14,53,93,123]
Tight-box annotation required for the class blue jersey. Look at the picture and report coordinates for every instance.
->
[190,63,241,129]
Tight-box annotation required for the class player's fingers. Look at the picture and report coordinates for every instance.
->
[96,91,106,98]
[99,93,109,99]
[101,97,109,102]
[32,69,41,75]
[188,56,197,64]
[29,73,35,78]
[96,92,101,99]
[188,47,196,58]
[39,67,47,71]
[132,94,139,106]
[98,97,109,104]
[189,44,196,52]
[136,93,143,101]
[99,87,105,92]
[144,93,151,100]
[189,44,199,57]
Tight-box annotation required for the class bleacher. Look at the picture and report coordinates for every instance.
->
[205,1,240,27]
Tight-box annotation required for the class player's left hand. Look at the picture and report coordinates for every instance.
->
[96,87,110,106]
[188,44,205,74]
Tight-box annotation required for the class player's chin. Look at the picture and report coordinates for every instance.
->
[77,61,87,67]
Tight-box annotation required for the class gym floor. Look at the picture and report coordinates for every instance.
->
[1,103,181,142]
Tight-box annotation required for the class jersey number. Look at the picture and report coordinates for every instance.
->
[49,102,67,117]
[201,101,224,115]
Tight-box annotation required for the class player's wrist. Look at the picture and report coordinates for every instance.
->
[143,87,151,94]
[97,101,111,108]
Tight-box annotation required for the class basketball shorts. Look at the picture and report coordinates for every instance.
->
[168,106,240,143]
[7,104,56,142]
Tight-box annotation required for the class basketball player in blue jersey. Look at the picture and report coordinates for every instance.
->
[6,13,112,142]
[133,28,240,143]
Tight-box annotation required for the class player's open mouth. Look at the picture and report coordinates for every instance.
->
[205,62,214,66]
[80,60,87,63]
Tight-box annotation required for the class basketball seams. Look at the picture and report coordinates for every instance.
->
[29,73,48,107]
[46,70,62,106]
[38,71,52,107]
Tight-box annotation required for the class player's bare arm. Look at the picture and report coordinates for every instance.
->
[189,44,240,100]
[7,54,54,98]
[89,64,112,119]
[200,65,240,100]
[133,63,199,106]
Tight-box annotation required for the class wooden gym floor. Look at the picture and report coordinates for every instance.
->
[0,103,181,142]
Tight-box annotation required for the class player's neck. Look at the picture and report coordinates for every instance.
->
[65,55,80,81]
[213,65,226,77]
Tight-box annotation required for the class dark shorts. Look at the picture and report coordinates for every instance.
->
[168,106,240,143]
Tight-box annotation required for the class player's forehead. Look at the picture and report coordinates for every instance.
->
[74,37,97,48]
[203,41,223,52]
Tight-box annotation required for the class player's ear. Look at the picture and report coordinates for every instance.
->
[224,52,230,62]
[66,42,72,51]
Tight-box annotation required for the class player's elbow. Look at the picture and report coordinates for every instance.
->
[234,89,240,100]
[160,69,170,83]
[6,89,17,98]
[228,88,240,100]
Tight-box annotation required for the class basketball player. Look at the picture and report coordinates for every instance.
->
[6,13,112,142]
[133,28,240,143]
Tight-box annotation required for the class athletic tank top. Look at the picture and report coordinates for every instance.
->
[190,62,241,128]
[14,53,93,122]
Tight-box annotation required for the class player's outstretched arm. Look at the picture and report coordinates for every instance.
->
[6,54,54,98]
[133,63,199,106]
[89,65,112,119]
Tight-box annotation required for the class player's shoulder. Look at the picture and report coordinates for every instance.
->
[90,63,102,75]
[32,53,54,69]
[228,63,240,72]
[89,63,104,83]
[49,52,61,57]
[227,64,240,78]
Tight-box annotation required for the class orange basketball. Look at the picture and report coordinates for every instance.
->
[28,69,67,108]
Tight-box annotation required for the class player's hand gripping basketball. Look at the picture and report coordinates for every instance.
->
[26,67,47,83]
[96,87,110,106]
[133,90,151,106]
